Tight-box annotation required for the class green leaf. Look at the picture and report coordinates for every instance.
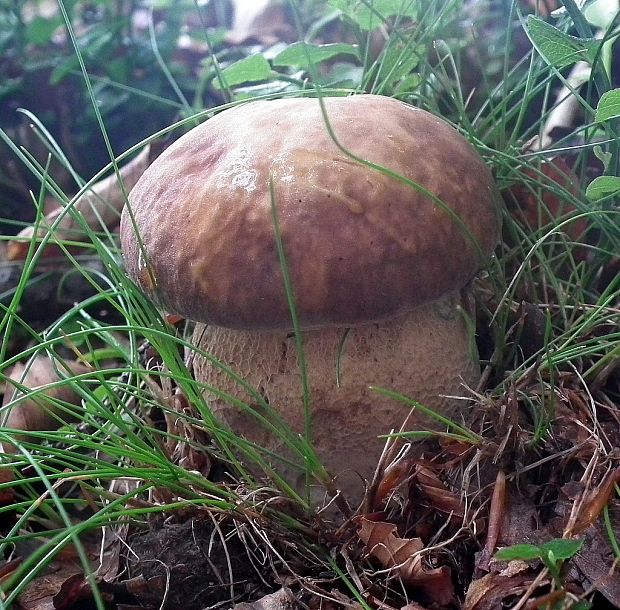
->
[214,55,275,90]
[321,62,364,87]
[494,543,545,562]
[593,145,612,170]
[328,0,417,31]
[541,538,584,561]
[496,538,584,563]
[374,39,421,92]
[596,89,620,122]
[26,16,62,46]
[586,175,620,200]
[394,73,421,94]
[525,16,600,69]
[273,42,359,68]
[50,56,80,85]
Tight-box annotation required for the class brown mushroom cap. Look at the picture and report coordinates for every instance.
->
[120,95,500,330]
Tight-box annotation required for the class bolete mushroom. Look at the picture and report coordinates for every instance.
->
[120,94,500,504]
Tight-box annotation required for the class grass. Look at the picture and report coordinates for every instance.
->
[0,0,619,608]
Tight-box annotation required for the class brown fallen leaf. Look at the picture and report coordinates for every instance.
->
[7,146,151,261]
[357,517,455,605]
[358,517,424,566]
[53,573,101,610]
[95,518,129,583]
[165,313,185,326]
[17,546,86,610]
[413,463,465,519]
[522,0,561,17]
[2,356,92,452]
[0,460,16,505]
[233,588,300,610]
[567,466,620,536]
[439,436,474,461]
[0,558,22,587]
[523,590,569,610]
[49,573,153,609]
[463,571,544,610]
[13,528,133,610]
[495,491,543,549]
[373,458,414,508]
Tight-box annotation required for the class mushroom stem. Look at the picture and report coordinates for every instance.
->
[192,291,479,504]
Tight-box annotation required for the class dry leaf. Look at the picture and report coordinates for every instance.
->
[2,356,91,451]
[0,461,16,504]
[496,492,542,550]
[52,573,98,609]
[8,146,151,261]
[464,571,541,610]
[0,558,22,586]
[477,470,506,574]
[17,549,84,610]
[233,588,300,610]
[357,517,454,604]
[414,464,465,519]
[523,0,561,17]
[568,467,620,536]
[358,517,423,567]
[373,458,414,507]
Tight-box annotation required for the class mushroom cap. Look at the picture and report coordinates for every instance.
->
[120,94,500,330]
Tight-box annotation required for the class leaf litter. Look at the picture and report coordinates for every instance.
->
[1,2,619,610]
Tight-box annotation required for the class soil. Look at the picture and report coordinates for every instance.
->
[126,514,268,610]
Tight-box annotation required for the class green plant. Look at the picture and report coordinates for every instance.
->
[495,538,588,607]
[0,0,192,233]
[0,0,619,608]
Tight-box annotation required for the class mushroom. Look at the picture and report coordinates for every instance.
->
[120,94,500,504]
